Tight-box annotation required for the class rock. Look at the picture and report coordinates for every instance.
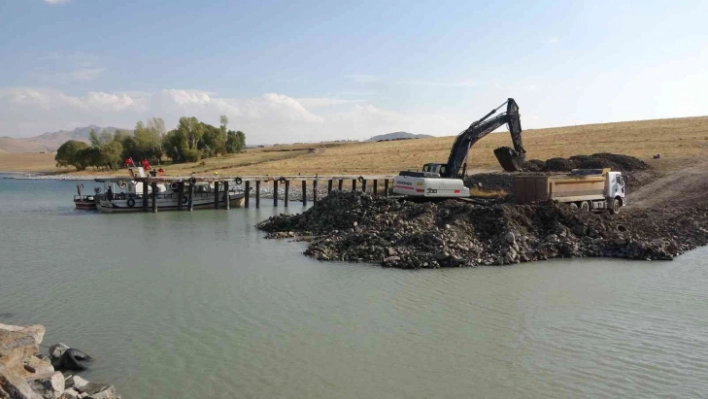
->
[27,371,64,399]
[59,388,81,399]
[84,385,119,399]
[505,232,516,244]
[0,324,45,370]
[65,377,89,392]
[0,367,41,399]
[47,345,69,362]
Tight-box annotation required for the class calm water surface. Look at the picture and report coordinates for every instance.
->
[1,175,707,399]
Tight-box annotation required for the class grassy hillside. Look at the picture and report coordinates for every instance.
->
[2,116,707,176]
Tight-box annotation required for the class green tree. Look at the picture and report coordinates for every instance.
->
[162,129,189,163]
[88,129,100,147]
[55,140,89,169]
[226,130,246,153]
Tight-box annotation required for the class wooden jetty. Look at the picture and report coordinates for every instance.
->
[118,174,398,212]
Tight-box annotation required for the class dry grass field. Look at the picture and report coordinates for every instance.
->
[2,116,708,176]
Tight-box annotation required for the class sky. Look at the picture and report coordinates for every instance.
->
[1,0,707,144]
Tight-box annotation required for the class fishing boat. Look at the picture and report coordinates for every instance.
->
[74,184,98,210]
[94,167,246,213]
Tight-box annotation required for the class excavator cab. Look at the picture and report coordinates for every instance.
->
[422,163,447,177]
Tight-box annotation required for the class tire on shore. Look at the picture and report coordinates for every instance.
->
[59,348,92,371]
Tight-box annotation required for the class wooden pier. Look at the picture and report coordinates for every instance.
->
[124,174,398,211]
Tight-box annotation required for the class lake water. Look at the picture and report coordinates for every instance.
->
[1,175,707,399]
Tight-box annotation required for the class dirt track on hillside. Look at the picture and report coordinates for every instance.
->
[628,158,708,210]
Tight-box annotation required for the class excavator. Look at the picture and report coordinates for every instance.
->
[393,98,526,198]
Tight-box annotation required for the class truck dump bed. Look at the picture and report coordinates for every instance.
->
[513,170,608,204]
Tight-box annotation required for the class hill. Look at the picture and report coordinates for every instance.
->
[0,125,128,153]
[3,115,708,176]
[367,132,434,142]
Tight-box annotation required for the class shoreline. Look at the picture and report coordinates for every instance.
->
[0,322,121,399]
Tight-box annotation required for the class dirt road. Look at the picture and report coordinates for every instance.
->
[628,158,708,210]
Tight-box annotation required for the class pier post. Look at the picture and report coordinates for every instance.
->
[177,182,185,211]
[338,179,343,191]
[255,181,261,208]
[328,180,333,193]
[284,180,290,207]
[224,181,230,210]
[245,181,250,208]
[313,180,318,204]
[214,181,220,209]
[302,181,307,205]
[273,180,279,207]
[151,182,158,213]
[352,179,357,191]
[361,179,367,193]
[143,180,149,211]
[188,182,194,211]
[384,179,389,197]
[373,179,378,195]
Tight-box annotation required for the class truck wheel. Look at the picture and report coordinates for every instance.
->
[609,198,620,215]
[580,201,590,212]
[569,203,579,211]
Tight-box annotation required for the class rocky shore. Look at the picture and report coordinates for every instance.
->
[257,191,708,269]
[0,323,119,399]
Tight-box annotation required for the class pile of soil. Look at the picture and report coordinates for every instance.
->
[257,191,708,269]
[524,153,649,172]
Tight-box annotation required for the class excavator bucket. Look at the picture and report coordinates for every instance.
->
[494,146,525,172]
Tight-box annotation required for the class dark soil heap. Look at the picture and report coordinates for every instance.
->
[524,153,649,172]
[257,191,708,269]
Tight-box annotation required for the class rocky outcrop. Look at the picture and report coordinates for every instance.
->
[257,191,708,269]
[0,324,119,399]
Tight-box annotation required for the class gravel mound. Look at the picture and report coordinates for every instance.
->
[257,191,708,269]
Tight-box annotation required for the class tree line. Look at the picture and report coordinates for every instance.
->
[55,116,246,171]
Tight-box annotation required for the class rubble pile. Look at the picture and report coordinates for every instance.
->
[0,323,120,399]
[257,191,708,269]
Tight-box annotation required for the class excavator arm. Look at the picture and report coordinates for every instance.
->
[442,98,526,178]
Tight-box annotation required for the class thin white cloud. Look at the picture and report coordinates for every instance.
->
[344,74,379,83]
[546,37,560,44]
[404,79,483,88]
[43,0,70,4]
[56,68,106,81]
[295,97,364,108]
[35,52,105,82]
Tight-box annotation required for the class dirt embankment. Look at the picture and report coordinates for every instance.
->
[257,191,708,269]
[257,153,708,269]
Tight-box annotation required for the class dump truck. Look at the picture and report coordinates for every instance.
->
[512,168,626,214]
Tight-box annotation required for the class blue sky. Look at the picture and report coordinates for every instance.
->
[1,0,706,143]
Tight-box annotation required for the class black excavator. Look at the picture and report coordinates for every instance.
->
[393,98,526,198]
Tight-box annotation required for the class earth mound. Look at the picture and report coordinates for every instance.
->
[525,153,649,173]
[257,191,708,269]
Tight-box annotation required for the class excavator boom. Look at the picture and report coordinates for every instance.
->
[443,98,526,177]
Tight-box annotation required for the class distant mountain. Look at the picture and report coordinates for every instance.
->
[0,125,128,153]
[367,131,434,142]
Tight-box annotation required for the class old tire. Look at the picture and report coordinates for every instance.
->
[609,198,621,215]
[235,177,243,185]
[580,201,591,212]
[569,203,579,211]
[59,348,89,371]
[127,198,136,208]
